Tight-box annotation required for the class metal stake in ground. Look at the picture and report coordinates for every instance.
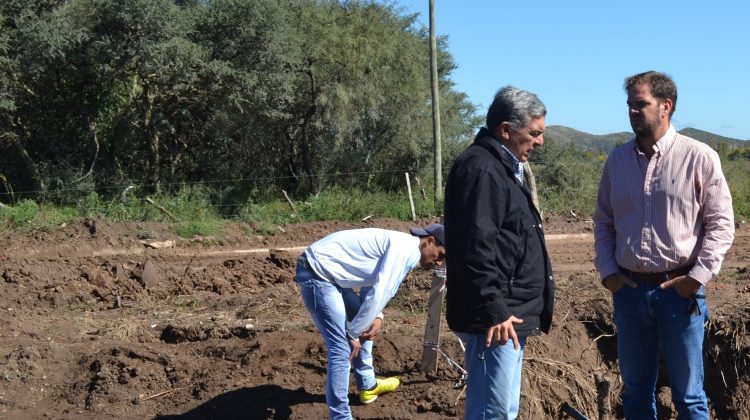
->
[423,339,467,389]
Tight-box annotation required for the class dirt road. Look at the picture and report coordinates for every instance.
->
[1,218,748,419]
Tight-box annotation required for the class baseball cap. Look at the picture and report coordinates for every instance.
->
[410,223,445,247]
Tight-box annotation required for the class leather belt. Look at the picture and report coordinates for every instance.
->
[619,265,693,283]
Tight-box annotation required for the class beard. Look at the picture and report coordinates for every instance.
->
[631,117,656,138]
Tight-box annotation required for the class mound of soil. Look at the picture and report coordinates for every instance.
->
[0,216,748,419]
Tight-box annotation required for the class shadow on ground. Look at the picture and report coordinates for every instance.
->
[154,384,325,420]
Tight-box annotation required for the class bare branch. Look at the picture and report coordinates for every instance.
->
[145,197,179,222]
[73,121,100,183]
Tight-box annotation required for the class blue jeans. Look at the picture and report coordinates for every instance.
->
[296,263,377,420]
[457,332,526,420]
[613,280,709,419]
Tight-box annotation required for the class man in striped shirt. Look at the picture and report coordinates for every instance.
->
[594,71,734,419]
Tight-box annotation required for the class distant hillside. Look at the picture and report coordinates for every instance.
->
[545,125,747,154]
[544,126,631,153]
[677,128,747,149]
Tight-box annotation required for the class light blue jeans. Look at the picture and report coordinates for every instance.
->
[296,262,377,420]
[457,332,526,420]
[614,280,709,419]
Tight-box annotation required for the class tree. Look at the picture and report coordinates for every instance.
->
[0,0,71,197]
[281,0,478,195]
[0,0,481,206]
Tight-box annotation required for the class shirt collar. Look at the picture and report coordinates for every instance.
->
[632,125,677,156]
[656,125,677,152]
[498,143,524,184]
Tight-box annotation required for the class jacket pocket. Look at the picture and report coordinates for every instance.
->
[507,233,528,298]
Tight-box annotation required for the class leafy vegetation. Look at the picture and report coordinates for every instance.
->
[0,0,746,234]
[724,160,750,219]
[0,0,478,208]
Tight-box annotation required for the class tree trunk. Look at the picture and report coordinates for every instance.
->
[143,83,160,193]
[299,104,318,194]
[0,133,45,194]
[298,68,319,194]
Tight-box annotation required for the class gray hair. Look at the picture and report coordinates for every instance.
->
[486,86,546,131]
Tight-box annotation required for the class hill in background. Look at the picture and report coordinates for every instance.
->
[545,125,747,154]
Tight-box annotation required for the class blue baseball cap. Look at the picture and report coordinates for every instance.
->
[410,223,445,247]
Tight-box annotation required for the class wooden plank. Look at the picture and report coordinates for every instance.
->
[420,271,445,372]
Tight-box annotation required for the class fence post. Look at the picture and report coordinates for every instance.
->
[405,172,416,222]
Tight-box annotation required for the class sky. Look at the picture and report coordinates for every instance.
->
[393,0,750,140]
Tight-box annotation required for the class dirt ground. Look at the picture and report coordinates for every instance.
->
[0,215,748,419]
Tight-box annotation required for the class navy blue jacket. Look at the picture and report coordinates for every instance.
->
[444,128,555,337]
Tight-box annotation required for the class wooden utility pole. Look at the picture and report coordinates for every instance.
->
[423,1,444,366]
[429,0,443,203]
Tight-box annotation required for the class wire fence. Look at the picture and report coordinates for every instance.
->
[0,160,623,222]
[0,167,424,197]
[0,161,609,199]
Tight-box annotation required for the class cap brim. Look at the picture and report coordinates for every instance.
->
[410,227,429,237]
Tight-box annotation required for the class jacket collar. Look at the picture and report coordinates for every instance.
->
[472,128,540,221]
[473,127,517,175]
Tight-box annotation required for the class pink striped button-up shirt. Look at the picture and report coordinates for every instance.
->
[593,125,735,285]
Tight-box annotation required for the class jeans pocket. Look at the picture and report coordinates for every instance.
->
[612,283,630,299]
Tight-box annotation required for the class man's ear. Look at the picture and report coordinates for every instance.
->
[661,99,673,118]
[498,121,512,140]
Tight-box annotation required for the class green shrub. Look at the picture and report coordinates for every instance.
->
[294,188,438,222]
[36,205,78,227]
[1,199,39,228]
[238,201,293,226]
[535,159,604,216]
[78,192,105,217]
[724,159,750,221]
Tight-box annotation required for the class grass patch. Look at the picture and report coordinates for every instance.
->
[172,296,205,312]
[237,187,440,226]
[175,219,223,238]
[0,199,79,231]
[4,153,746,234]
[298,188,438,222]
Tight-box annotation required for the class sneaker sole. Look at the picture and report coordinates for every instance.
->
[360,395,378,404]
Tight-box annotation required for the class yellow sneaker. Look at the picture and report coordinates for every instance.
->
[359,377,400,404]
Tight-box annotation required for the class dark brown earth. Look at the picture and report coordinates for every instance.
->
[0,216,748,419]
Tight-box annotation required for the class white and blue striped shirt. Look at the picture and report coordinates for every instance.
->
[499,143,524,185]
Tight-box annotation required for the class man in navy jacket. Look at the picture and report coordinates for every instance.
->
[444,86,555,419]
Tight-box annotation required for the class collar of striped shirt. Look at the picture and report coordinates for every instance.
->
[632,125,678,157]
[498,142,524,185]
